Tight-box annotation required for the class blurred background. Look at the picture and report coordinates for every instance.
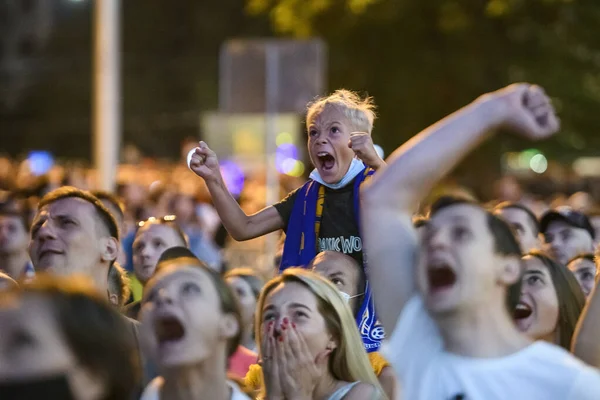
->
[2,0,600,272]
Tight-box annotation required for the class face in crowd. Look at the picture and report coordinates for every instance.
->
[567,254,598,298]
[0,277,138,400]
[307,102,366,185]
[309,251,365,316]
[541,210,594,266]
[139,259,241,370]
[0,212,28,260]
[132,219,187,285]
[514,252,585,349]
[28,191,118,287]
[493,204,540,254]
[224,269,264,343]
[418,199,522,316]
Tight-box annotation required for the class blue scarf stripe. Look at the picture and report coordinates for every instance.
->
[280,167,383,352]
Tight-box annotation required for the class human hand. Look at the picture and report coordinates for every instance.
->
[260,321,284,400]
[479,84,560,140]
[188,141,222,184]
[349,132,384,169]
[277,318,331,400]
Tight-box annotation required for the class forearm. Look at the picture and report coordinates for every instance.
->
[572,280,600,366]
[367,98,502,210]
[205,178,252,241]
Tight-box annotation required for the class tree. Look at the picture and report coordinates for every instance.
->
[247,0,600,193]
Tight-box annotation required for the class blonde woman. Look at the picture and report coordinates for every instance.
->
[254,268,385,400]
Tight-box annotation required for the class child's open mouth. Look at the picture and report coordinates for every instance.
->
[317,152,335,171]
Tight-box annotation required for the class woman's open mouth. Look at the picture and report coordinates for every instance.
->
[155,315,186,346]
[514,302,533,320]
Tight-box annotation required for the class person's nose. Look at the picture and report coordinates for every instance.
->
[155,288,174,307]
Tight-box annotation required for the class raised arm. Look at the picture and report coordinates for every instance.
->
[572,277,600,366]
[361,84,559,333]
[190,142,284,241]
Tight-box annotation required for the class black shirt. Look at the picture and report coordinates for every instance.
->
[274,179,363,265]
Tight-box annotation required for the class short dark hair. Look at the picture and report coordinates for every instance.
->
[148,254,242,358]
[136,217,188,248]
[525,250,586,349]
[91,190,125,223]
[10,276,140,399]
[429,195,523,312]
[493,202,540,235]
[108,262,131,308]
[38,187,119,241]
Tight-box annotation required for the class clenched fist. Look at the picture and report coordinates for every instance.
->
[348,132,384,169]
[188,141,222,184]
[479,84,560,140]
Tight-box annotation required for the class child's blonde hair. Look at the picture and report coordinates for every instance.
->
[307,89,377,134]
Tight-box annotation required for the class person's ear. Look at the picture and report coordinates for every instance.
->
[498,255,522,285]
[108,293,119,307]
[219,313,240,342]
[100,237,119,263]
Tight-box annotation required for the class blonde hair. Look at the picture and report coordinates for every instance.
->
[254,268,383,395]
[307,89,377,134]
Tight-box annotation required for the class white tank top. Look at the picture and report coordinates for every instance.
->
[327,381,361,400]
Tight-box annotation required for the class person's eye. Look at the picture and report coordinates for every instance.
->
[452,226,470,241]
[10,329,35,348]
[331,278,344,286]
[152,240,165,249]
[263,313,276,322]
[526,275,542,286]
[309,129,318,137]
[583,272,595,281]
[294,310,308,319]
[331,126,340,134]
[235,287,245,297]
[181,282,201,295]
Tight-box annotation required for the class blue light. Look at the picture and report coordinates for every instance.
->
[276,143,299,173]
[220,160,245,197]
[27,151,54,176]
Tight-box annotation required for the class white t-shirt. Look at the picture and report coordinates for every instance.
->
[140,377,250,400]
[382,296,600,400]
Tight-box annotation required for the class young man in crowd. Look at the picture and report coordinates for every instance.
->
[28,186,154,388]
[540,208,595,265]
[29,187,119,289]
[493,202,541,253]
[0,198,34,281]
[361,84,600,399]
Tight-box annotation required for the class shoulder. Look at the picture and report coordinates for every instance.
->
[344,382,383,400]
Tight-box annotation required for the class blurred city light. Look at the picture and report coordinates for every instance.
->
[529,154,548,174]
[220,160,245,196]
[27,151,54,176]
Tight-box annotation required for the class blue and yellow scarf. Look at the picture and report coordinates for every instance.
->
[280,167,384,352]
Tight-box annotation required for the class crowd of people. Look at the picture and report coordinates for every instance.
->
[2,83,600,399]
